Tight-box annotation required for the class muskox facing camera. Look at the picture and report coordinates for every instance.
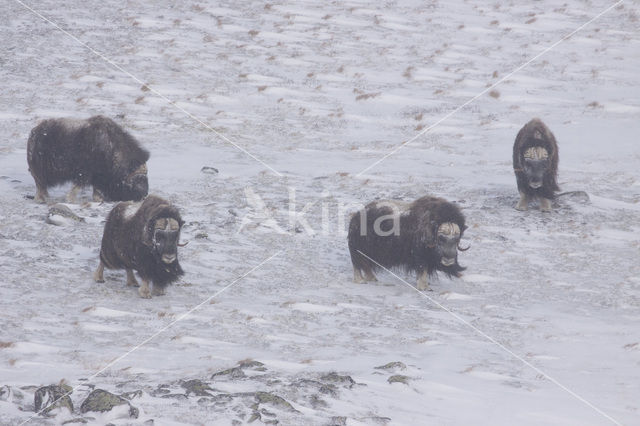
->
[94,195,184,299]
[348,196,468,291]
[27,115,150,203]
[513,118,559,211]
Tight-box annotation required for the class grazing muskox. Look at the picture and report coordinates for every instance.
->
[348,196,468,291]
[27,115,149,203]
[94,195,184,299]
[513,118,559,211]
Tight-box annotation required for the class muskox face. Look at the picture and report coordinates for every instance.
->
[118,163,149,201]
[522,147,549,189]
[435,222,462,267]
[152,217,181,264]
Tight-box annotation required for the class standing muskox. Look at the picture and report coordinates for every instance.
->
[27,115,149,203]
[94,195,184,299]
[513,118,559,211]
[348,196,468,291]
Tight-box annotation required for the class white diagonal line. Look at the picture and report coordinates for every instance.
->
[14,0,283,177]
[21,250,281,424]
[356,250,621,425]
[356,0,623,177]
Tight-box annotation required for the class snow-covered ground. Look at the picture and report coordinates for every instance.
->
[1,0,639,424]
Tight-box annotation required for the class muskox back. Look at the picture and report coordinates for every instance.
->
[27,115,149,203]
[348,196,467,290]
[513,118,559,211]
[96,195,184,298]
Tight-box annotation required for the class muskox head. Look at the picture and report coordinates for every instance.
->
[434,222,467,267]
[115,163,149,201]
[522,146,550,189]
[151,217,182,264]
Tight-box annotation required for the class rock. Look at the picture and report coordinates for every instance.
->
[34,384,74,415]
[201,166,219,175]
[387,375,410,385]
[180,379,213,397]
[557,191,590,203]
[375,362,407,371]
[120,390,143,400]
[80,389,139,419]
[46,204,84,226]
[238,360,266,371]
[327,417,347,426]
[255,392,297,412]
[320,373,355,388]
[211,367,246,380]
[62,419,92,425]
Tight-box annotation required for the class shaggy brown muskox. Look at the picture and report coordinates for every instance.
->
[513,118,559,211]
[348,196,468,291]
[94,195,184,299]
[27,115,149,203]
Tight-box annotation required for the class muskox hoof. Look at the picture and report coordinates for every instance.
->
[515,202,528,211]
[138,287,151,299]
[540,198,552,212]
[152,287,166,296]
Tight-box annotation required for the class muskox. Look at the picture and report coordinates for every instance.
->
[513,118,559,211]
[27,115,149,203]
[348,196,468,291]
[94,195,184,299]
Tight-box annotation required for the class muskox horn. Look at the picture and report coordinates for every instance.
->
[177,241,189,247]
[523,146,548,160]
[437,222,461,236]
[457,243,470,251]
[132,163,148,175]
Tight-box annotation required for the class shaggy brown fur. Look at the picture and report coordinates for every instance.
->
[348,196,467,290]
[27,116,149,203]
[513,118,559,211]
[94,195,184,298]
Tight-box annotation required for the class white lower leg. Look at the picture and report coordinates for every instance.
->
[515,192,529,211]
[540,198,552,212]
[66,184,81,203]
[126,269,139,287]
[139,279,151,299]
[416,270,430,291]
[353,267,364,283]
[93,261,105,283]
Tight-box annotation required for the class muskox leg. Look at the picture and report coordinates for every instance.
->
[66,184,81,203]
[139,279,152,299]
[540,197,552,212]
[93,261,105,283]
[363,267,377,282]
[353,267,365,283]
[92,187,104,203]
[515,191,529,211]
[416,270,430,291]
[126,269,139,287]
[34,186,49,204]
[152,285,166,296]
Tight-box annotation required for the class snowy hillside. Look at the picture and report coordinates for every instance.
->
[1,0,639,424]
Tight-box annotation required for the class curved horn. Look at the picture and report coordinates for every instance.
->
[177,241,189,247]
[457,243,470,251]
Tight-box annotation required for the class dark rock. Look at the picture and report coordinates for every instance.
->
[320,373,356,388]
[120,390,143,400]
[375,362,407,371]
[34,384,73,415]
[62,419,92,425]
[201,166,219,175]
[238,360,266,371]
[387,375,410,385]
[46,204,84,226]
[80,389,138,419]
[327,417,347,426]
[180,379,213,397]
[255,392,297,412]
[211,367,246,380]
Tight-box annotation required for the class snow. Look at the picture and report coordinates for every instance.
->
[1,0,640,425]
